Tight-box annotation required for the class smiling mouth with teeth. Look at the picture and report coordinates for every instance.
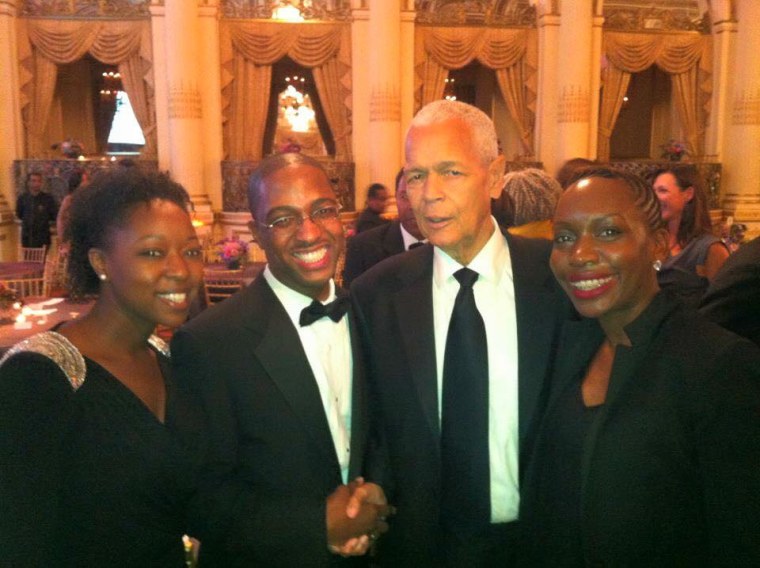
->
[158,292,187,304]
[570,276,614,291]
[294,247,328,264]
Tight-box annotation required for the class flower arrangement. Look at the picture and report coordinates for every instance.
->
[0,284,22,324]
[660,139,688,161]
[51,138,85,159]
[214,236,249,269]
[0,284,20,310]
[720,217,747,253]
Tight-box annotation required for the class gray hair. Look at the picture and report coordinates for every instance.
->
[502,168,562,225]
[247,152,330,218]
[408,100,499,165]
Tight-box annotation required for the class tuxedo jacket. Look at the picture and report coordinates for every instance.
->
[521,293,760,566]
[171,276,369,567]
[343,220,406,288]
[350,234,572,566]
[700,236,760,347]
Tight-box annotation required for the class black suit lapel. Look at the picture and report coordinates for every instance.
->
[383,221,406,256]
[347,302,368,479]
[393,249,439,440]
[250,279,340,472]
[507,234,566,450]
[580,295,674,501]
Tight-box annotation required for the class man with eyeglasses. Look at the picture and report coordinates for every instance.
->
[172,152,392,566]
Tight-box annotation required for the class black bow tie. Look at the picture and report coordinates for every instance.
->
[299,295,350,326]
[408,241,425,250]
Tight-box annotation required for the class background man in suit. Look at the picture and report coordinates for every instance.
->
[700,235,760,346]
[343,169,425,287]
[352,101,570,567]
[172,153,391,567]
[16,171,58,248]
[355,182,390,233]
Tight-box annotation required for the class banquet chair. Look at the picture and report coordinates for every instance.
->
[1,277,45,299]
[203,269,244,306]
[19,245,47,263]
[43,250,69,297]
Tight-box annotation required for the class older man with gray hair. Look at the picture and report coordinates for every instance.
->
[352,100,571,566]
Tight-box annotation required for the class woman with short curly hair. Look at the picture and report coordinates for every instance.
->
[0,169,204,565]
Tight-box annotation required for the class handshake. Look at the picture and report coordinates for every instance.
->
[326,478,396,557]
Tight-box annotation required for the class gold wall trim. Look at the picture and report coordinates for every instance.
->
[21,0,150,18]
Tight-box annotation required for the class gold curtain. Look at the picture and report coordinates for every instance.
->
[598,31,711,160]
[17,19,155,157]
[221,21,352,160]
[415,26,537,155]
[597,65,632,162]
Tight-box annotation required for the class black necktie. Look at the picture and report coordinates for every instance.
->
[440,267,490,532]
[299,295,350,326]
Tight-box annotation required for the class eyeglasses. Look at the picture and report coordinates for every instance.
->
[259,204,342,233]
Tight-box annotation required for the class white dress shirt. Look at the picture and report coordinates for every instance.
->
[400,223,425,251]
[432,217,520,522]
[263,267,353,484]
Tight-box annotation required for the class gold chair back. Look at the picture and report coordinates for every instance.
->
[203,269,244,306]
[20,245,47,263]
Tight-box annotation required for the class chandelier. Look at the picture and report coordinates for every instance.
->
[272,1,305,21]
[221,0,352,21]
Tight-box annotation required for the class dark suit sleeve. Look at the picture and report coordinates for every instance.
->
[700,259,760,347]
[692,340,760,563]
[350,287,393,495]
[15,195,24,220]
[342,235,367,289]
[171,328,328,564]
[0,353,73,566]
[48,195,59,222]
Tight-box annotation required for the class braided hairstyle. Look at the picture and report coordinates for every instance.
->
[566,166,665,234]
[502,168,562,226]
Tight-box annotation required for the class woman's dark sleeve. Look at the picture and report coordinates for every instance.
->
[0,352,75,566]
[694,341,760,565]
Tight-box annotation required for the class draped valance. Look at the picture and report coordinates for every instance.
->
[604,31,706,74]
[598,31,712,161]
[421,27,528,70]
[220,20,352,161]
[228,22,343,66]
[415,26,537,156]
[17,18,155,157]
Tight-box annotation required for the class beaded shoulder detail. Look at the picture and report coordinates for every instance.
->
[147,334,170,358]
[0,331,87,391]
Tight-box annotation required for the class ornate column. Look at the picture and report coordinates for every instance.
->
[705,15,736,161]
[721,0,760,236]
[534,3,561,174]
[149,1,170,172]
[159,0,210,219]
[0,0,23,260]
[350,0,371,200]
[400,1,416,144]
[588,13,604,159]
[367,0,402,196]
[196,1,223,222]
[554,0,595,173]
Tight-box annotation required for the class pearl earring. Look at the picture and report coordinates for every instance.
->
[653,260,662,272]
[99,273,108,281]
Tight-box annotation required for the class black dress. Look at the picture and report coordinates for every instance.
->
[524,380,600,567]
[520,293,760,566]
[0,332,201,567]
